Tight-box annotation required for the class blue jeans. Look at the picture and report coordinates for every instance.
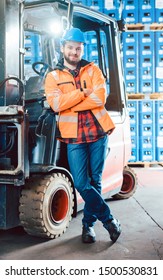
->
[67,135,113,227]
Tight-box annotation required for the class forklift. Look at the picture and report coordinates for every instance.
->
[0,0,137,239]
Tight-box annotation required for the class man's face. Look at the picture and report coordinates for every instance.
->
[61,41,84,67]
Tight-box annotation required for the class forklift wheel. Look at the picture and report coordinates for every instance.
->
[113,166,138,199]
[19,173,74,239]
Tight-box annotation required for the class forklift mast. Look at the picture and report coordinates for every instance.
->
[0,0,27,228]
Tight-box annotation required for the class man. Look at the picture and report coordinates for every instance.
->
[45,27,121,243]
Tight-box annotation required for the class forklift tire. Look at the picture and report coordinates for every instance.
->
[113,166,138,199]
[19,173,74,239]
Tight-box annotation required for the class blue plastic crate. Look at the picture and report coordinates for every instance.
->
[139,101,155,156]
[130,123,138,137]
[155,101,163,140]
[139,100,155,113]
[128,100,139,162]
[139,148,155,161]
[156,111,163,124]
[123,33,139,93]
[139,124,154,137]
[139,56,153,68]
[72,0,87,5]
[104,0,121,10]
[156,124,163,136]
[139,136,155,162]
[122,31,139,57]
[129,111,138,125]
[123,57,138,91]
[139,32,155,63]
[138,0,155,24]
[127,100,138,112]
[24,32,40,45]
[24,57,36,65]
[155,114,163,142]
[139,31,154,48]
[138,54,155,93]
[24,56,42,65]
[87,0,104,12]
[87,32,97,45]
[155,8,163,23]
[139,66,154,81]
[131,135,138,149]
[103,0,122,20]
[123,43,137,56]
[155,31,163,50]
[25,45,42,58]
[155,81,163,93]
[155,31,163,92]
[156,149,163,161]
[24,32,42,60]
[139,79,155,94]
[155,100,163,112]
[123,55,138,68]
[129,148,139,162]
[155,53,163,67]
[124,68,137,81]
[139,136,155,149]
[138,11,155,24]
[88,44,98,55]
[104,9,120,20]
[122,0,138,23]
[139,112,155,125]
[155,100,163,161]
[122,9,138,24]
[122,31,139,45]
[125,81,138,93]
[123,0,138,8]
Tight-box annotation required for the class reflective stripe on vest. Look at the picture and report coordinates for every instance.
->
[51,70,59,80]
[59,115,77,123]
[93,83,105,91]
[94,108,106,120]
[90,93,103,106]
[53,96,60,112]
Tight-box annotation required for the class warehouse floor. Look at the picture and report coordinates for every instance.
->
[0,167,162,260]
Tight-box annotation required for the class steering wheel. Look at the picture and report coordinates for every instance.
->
[32,62,52,76]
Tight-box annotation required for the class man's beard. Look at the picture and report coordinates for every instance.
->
[64,54,80,66]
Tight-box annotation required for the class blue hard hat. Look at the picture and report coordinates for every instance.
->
[61,28,85,44]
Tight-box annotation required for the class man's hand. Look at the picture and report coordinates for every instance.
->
[83,88,93,97]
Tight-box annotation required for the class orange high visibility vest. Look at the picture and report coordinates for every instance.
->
[45,61,115,138]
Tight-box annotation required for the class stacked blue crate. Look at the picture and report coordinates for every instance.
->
[86,32,98,64]
[139,100,156,161]
[72,0,87,5]
[128,100,139,162]
[24,32,42,73]
[155,31,163,93]
[138,0,155,25]
[122,31,139,93]
[122,0,138,24]
[155,100,163,161]
[138,31,155,94]
[82,33,89,61]
[155,0,163,23]
[103,0,121,20]
[87,0,104,12]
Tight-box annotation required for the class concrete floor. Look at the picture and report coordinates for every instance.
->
[0,167,162,260]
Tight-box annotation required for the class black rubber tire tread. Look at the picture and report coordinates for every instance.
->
[19,173,74,239]
[113,166,138,199]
